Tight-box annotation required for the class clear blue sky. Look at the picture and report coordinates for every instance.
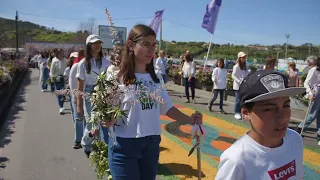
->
[1,0,319,45]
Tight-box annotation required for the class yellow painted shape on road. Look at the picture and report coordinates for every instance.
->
[159,134,217,179]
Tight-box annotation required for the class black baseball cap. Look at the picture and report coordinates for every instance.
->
[239,70,306,105]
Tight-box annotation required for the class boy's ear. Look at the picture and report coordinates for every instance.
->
[241,108,250,120]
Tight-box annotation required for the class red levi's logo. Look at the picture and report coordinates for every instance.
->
[268,160,296,180]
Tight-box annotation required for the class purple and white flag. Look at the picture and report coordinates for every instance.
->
[149,10,164,35]
[201,0,222,35]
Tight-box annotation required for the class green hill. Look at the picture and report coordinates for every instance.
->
[0,17,318,60]
[0,17,88,48]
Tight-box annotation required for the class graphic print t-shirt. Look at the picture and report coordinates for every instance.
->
[114,73,173,138]
[215,129,303,180]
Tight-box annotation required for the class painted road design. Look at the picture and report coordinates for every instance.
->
[157,104,320,180]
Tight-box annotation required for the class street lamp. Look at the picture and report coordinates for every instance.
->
[285,34,290,60]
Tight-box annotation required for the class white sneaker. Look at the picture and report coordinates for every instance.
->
[318,140,320,146]
[41,89,45,92]
[59,108,64,114]
[234,113,242,120]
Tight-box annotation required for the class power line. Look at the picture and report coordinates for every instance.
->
[18,11,152,21]
[163,17,197,31]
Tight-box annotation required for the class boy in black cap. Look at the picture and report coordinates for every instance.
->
[215,70,305,180]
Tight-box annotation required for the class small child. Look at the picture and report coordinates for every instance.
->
[215,70,306,180]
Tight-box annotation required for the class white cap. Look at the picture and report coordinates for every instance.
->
[237,52,247,59]
[69,52,78,58]
[86,34,103,45]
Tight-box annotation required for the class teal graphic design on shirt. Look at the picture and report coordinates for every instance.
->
[136,78,159,111]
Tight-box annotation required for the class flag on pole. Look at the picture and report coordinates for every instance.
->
[201,0,222,35]
[149,10,164,35]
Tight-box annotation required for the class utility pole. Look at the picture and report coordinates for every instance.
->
[308,44,312,56]
[285,34,290,60]
[15,10,19,53]
[276,45,280,61]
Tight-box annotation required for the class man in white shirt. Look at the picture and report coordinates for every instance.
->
[295,56,320,145]
[216,70,305,180]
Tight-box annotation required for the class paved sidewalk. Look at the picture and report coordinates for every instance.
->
[0,69,162,180]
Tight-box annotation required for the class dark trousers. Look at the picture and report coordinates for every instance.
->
[184,77,195,100]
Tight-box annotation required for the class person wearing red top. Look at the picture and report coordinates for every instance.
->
[73,49,85,65]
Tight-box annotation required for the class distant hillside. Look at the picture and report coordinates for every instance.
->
[0,17,88,48]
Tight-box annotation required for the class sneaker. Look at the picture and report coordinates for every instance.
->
[220,109,226,114]
[208,105,212,112]
[73,142,82,149]
[318,140,320,146]
[186,100,190,103]
[59,108,65,114]
[192,99,196,104]
[84,151,91,158]
[234,113,242,120]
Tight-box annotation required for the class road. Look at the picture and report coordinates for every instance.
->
[0,69,319,180]
[166,82,319,149]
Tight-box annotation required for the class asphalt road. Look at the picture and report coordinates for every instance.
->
[166,82,319,149]
[0,69,318,180]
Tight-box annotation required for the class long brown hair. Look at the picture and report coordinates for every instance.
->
[118,24,159,85]
[84,43,103,74]
[216,58,225,68]
[238,58,247,70]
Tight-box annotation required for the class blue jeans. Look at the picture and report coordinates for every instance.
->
[234,90,241,114]
[54,82,64,108]
[41,81,48,90]
[81,85,109,152]
[184,77,195,101]
[209,89,225,110]
[298,86,320,140]
[108,135,161,180]
[70,95,84,143]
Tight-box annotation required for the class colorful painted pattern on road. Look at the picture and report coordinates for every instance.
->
[158,104,320,180]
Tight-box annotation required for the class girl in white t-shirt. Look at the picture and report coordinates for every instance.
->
[232,52,249,120]
[182,53,196,103]
[76,35,111,157]
[106,24,203,180]
[50,49,67,114]
[208,59,227,114]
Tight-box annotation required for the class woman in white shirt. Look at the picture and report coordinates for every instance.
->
[208,59,227,114]
[296,56,320,145]
[232,52,249,120]
[76,35,111,157]
[67,52,84,149]
[50,49,68,114]
[107,24,202,179]
[155,50,168,84]
[182,53,196,103]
